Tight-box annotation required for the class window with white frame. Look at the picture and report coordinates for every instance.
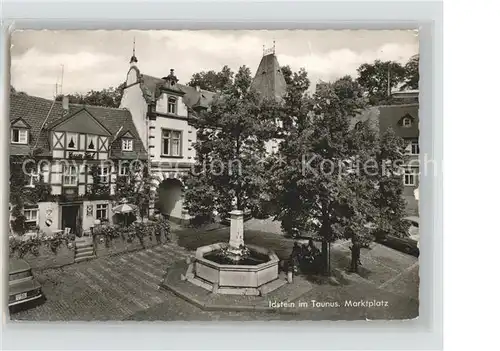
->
[119,161,130,176]
[11,128,28,144]
[87,135,97,151]
[39,162,50,183]
[98,166,109,183]
[410,140,419,155]
[122,138,133,151]
[403,169,418,186]
[96,204,108,220]
[63,165,78,186]
[66,132,78,149]
[28,169,39,187]
[162,129,181,156]
[167,97,177,114]
[405,139,420,155]
[23,208,39,229]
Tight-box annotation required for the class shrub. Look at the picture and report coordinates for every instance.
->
[93,224,121,248]
[9,231,73,258]
[153,216,171,242]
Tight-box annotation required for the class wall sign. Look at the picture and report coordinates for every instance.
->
[45,206,53,227]
[87,205,94,217]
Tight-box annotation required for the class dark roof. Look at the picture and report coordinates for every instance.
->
[141,74,215,110]
[353,104,419,139]
[251,53,287,101]
[9,93,147,159]
[9,259,30,274]
[378,104,419,139]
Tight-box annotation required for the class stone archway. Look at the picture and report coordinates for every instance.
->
[150,171,186,223]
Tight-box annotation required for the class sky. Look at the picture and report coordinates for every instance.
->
[11,30,419,99]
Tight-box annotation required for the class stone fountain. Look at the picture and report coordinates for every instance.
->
[184,210,284,295]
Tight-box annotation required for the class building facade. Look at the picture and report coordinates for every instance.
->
[119,48,419,220]
[353,100,420,216]
[9,93,148,235]
[119,50,286,222]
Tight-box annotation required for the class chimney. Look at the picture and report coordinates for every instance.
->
[62,95,69,114]
[195,85,201,92]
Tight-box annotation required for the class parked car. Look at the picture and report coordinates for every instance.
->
[8,259,44,310]
[404,216,420,248]
[374,217,420,257]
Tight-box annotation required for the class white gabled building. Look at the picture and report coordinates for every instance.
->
[120,53,215,223]
[119,49,287,223]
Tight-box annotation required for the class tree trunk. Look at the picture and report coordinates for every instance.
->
[319,214,330,274]
[321,240,329,274]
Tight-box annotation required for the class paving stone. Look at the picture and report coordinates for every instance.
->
[10,234,419,321]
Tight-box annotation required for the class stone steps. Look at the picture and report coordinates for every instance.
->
[76,246,94,254]
[74,237,95,263]
[75,250,95,259]
[74,255,97,263]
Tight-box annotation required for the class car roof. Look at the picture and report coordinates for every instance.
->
[404,216,419,224]
[9,259,31,274]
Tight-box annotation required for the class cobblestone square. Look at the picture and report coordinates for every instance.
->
[10,229,418,321]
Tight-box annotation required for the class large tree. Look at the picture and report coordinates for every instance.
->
[356,60,406,106]
[187,65,234,92]
[261,65,312,232]
[280,65,312,132]
[56,85,124,108]
[183,66,278,224]
[268,76,379,272]
[373,128,410,238]
[401,54,419,90]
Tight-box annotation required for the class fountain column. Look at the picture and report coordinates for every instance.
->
[227,210,244,260]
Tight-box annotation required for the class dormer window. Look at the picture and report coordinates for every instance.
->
[67,132,77,150]
[122,138,133,151]
[402,117,412,127]
[168,97,177,114]
[11,128,28,144]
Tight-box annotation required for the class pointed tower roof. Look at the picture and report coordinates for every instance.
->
[130,37,138,64]
[251,49,287,102]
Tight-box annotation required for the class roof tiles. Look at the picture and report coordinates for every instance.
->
[9,93,147,159]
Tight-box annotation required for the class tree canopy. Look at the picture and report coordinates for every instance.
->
[186,65,234,92]
[356,60,406,106]
[55,85,124,108]
[355,55,419,105]
[183,66,279,224]
[264,69,411,272]
[401,54,419,90]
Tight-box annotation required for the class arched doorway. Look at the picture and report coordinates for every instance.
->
[157,178,184,222]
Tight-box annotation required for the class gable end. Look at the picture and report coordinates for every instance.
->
[50,108,112,136]
[11,118,31,129]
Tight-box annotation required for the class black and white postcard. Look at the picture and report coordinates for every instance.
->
[7,30,420,321]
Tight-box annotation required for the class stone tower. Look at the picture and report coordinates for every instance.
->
[251,46,287,102]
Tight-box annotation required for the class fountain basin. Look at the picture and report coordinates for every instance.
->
[185,242,282,295]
